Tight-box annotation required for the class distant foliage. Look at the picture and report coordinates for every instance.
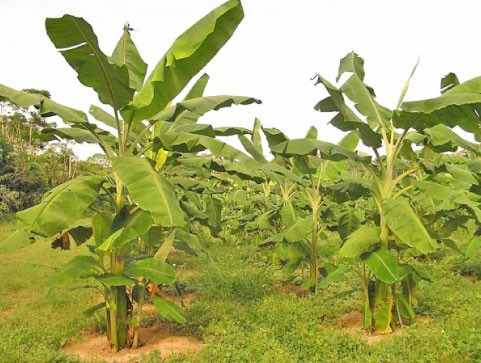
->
[0,96,106,218]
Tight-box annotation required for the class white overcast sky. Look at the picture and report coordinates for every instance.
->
[1,0,481,158]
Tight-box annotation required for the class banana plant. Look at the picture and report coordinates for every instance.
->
[309,52,481,333]
[222,119,358,292]
[265,129,364,292]
[1,0,259,351]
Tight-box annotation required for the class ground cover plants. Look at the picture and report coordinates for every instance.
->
[4,0,481,362]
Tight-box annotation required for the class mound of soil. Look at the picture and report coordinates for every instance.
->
[337,311,403,345]
[62,324,203,363]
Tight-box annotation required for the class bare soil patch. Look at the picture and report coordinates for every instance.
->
[62,324,203,363]
[337,311,403,346]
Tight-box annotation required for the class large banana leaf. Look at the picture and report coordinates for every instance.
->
[384,197,437,254]
[42,126,116,145]
[49,255,103,286]
[97,210,154,252]
[270,138,363,162]
[112,157,186,227]
[283,217,313,242]
[41,127,97,143]
[125,258,175,284]
[124,0,244,122]
[92,212,113,246]
[424,124,480,154]
[365,248,408,284]
[314,76,382,148]
[396,77,481,136]
[111,27,147,91]
[0,84,87,124]
[157,131,251,161]
[17,176,103,237]
[46,15,133,109]
[341,74,391,130]
[154,230,176,262]
[339,225,380,258]
[155,120,216,138]
[152,95,261,125]
[417,180,481,221]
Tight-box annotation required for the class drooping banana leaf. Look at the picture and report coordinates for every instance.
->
[42,126,116,145]
[152,95,261,125]
[424,124,480,154]
[0,83,87,124]
[17,176,104,238]
[270,137,364,162]
[157,131,251,162]
[396,76,481,136]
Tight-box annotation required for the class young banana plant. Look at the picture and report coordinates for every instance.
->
[269,130,361,292]
[229,121,351,291]
[1,0,260,351]
[312,52,481,333]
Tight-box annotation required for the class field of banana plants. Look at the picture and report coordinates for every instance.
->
[4,0,481,362]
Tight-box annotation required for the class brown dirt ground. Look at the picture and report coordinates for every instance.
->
[62,324,203,363]
[337,311,404,346]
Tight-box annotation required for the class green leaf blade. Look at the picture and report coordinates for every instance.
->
[126,0,244,122]
[112,157,186,227]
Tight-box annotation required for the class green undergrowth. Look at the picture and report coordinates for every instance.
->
[3,222,481,362]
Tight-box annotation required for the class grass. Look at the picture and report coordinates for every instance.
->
[0,222,95,363]
[3,221,481,362]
